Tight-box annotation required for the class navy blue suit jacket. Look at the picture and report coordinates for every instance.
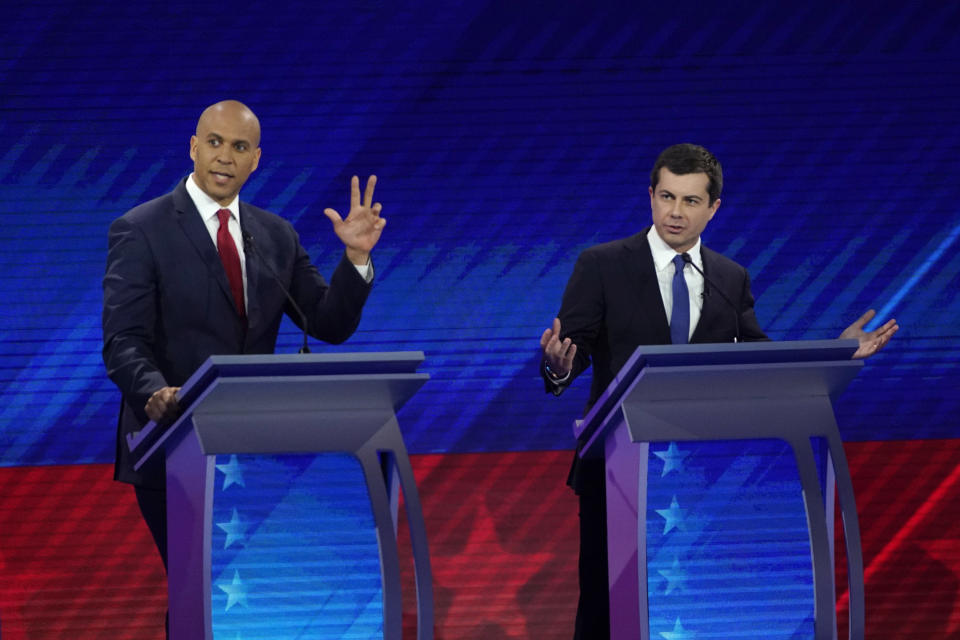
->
[103,177,372,488]
[545,228,769,493]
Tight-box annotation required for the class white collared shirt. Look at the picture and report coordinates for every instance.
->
[186,174,249,311]
[648,226,704,341]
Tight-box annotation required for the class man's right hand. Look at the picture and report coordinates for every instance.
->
[145,386,181,422]
[540,317,576,379]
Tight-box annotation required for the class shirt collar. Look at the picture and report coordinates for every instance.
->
[647,226,702,273]
[186,173,240,222]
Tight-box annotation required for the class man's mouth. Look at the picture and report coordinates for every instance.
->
[211,171,233,185]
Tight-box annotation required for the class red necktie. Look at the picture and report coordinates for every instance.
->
[216,209,245,318]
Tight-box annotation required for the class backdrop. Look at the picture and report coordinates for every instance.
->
[1,1,958,638]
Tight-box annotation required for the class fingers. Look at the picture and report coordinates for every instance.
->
[851,308,875,330]
[541,318,575,375]
[349,174,378,210]
[546,337,576,373]
[350,175,361,210]
[363,175,377,208]
[323,208,343,225]
[145,386,181,422]
[540,318,562,349]
[540,328,553,349]
[564,342,577,369]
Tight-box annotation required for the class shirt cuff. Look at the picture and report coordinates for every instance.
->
[543,360,571,385]
[353,260,373,283]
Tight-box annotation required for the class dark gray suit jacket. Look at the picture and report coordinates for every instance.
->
[103,177,372,488]
[545,228,769,493]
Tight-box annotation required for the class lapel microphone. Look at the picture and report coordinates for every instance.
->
[681,252,741,344]
[242,230,311,354]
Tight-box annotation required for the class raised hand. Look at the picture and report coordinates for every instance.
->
[540,317,577,379]
[839,309,899,359]
[323,175,386,265]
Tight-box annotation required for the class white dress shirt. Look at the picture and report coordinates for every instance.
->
[647,226,704,342]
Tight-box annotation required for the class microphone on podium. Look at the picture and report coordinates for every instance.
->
[681,252,741,344]
[242,230,311,354]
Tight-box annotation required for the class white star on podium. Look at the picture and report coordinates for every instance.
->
[216,508,248,549]
[655,496,687,534]
[657,556,688,595]
[653,442,690,476]
[215,455,245,490]
[218,570,249,611]
[661,617,696,639]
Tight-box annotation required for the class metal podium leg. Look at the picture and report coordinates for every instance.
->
[827,432,865,640]
[389,438,435,640]
[357,447,404,640]
[788,434,836,640]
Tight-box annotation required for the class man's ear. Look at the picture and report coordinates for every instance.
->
[708,197,721,220]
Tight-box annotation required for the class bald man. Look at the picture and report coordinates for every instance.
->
[102,100,384,577]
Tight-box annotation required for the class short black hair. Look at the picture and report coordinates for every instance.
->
[650,144,723,204]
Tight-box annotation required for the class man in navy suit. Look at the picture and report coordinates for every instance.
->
[102,100,385,574]
[539,144,899,639]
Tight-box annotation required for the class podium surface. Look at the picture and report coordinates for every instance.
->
[576,340,865,640]
[130,352,433,640]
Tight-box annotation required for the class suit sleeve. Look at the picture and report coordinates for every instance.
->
[102,216,169,420]
[285,230,373,345]
[542,249,605,395]
[737,269,770,342]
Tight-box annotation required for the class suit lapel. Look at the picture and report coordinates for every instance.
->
[621,230,671,343]
[172,179,242,319]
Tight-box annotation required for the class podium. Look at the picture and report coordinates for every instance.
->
[127,352,433,640]
[575,340,865,640]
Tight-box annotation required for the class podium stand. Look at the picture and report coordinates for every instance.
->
[128,352,433,640]
[575,340,865,640]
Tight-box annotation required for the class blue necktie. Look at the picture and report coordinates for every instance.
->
[671,254,689,344]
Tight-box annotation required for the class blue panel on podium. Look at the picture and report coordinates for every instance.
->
[209,453,383,639]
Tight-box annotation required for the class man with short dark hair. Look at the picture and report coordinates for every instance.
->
[102,100,385,634]
[539,143,897,639]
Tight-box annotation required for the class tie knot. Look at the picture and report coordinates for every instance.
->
[217,208,232,226]
[673,254,686,272]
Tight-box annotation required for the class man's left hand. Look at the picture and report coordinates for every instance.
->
[840,309,899,359]
[324,175,385,265]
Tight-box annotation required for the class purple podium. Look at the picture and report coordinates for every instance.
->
[127,352,433,640]
[575,340,866,640]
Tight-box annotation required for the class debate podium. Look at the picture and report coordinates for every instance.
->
[127,352,433,640]
[576,340,865,640]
